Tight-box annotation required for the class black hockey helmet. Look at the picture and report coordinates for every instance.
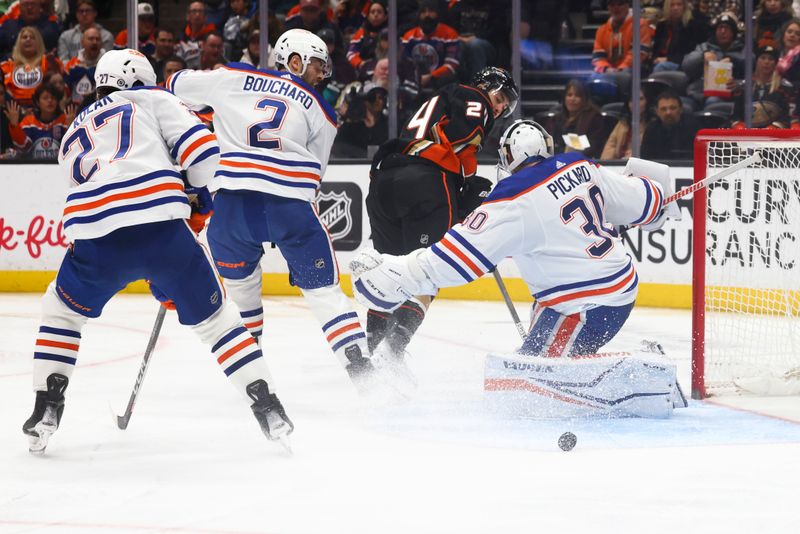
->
[472,67,519,118]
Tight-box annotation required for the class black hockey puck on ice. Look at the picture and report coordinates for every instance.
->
[558,432,577,451]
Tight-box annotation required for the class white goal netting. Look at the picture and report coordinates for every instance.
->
[702,140,800,395]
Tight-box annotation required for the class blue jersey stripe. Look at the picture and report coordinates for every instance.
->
[171,124,207,159]
[64,195,189,227]
[188,146,220,167]
[239,307,263,318]
[534,259,633,299]
[331,332,366,352]
[39,326,81,338]
[34,353,77,365]
[447,229,494,271]
[212,326,248,352]
[632,178,653,225]
[221,151,321,170]
[431,244,473,282]
[223,351,262,376]
[214,170,319,189]
[66,170,183,202]
[322,311,358,332]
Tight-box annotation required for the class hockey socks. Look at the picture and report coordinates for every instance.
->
[383,298,427,356]
[366,309,393,353]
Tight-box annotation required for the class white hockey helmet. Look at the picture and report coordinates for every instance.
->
[95,49,157,90]
[274,29,331,78]
[497,120,554,176]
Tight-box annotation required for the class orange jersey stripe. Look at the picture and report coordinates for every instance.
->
[484,378,595,407]
[326,322,360,342]
[483,160,584,206]
[179,133,217,165]
[538,269,636,308]
[440,237,483,277]
[63,182,184,215]
[244,320,263,329]
[219,159,321,181]
[217,338,256,364]
[36,339,80,351]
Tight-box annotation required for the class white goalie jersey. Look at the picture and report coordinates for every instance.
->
[59,87,219,241]
[413,152,665,315]
[166,63,338,202]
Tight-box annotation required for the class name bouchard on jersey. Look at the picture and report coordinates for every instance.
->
[242,75,314,109]
[546,164,592,199]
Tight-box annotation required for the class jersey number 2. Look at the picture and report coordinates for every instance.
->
[248,97,288,150]
[560,185,616,258]
[61,103,134,184]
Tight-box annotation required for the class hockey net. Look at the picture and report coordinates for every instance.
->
[692,130,800,398]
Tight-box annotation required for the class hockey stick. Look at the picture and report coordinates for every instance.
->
[115,305,167,430]
[492,269,527,341]
[663,151,761,206]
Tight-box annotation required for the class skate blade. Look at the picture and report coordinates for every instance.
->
[28,422,56,455]
[276,433,293,455]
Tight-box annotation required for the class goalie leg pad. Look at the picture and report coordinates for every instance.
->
[484,351,678,419]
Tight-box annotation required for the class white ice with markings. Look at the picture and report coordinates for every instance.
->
[1,294,799,533]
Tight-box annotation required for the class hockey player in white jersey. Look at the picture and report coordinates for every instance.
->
[23,49,293,455]
[350,120,687,416]
[166,29,380,393]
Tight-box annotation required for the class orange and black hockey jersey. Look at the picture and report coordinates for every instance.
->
[373,83,494,178]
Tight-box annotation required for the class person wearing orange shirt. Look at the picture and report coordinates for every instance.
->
[113,3,156,56]
[0,26,61,109]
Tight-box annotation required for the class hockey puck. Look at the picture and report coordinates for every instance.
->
[558,432,577,451]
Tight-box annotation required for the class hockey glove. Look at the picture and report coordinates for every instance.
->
[457,176,493,220]
[350,249,438,311]
[147,280,176,310]
[185,185,213,234]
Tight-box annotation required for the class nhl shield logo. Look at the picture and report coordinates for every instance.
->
[318,190,353,241]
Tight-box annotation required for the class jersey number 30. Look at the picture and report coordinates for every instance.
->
[61,103,134,184]
[560,185,616,258]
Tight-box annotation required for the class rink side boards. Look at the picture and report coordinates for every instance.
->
[0,164,697,309]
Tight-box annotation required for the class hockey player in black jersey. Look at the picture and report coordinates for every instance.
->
[364,66,518,384]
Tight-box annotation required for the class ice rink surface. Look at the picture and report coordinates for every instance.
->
[1,293,799,534]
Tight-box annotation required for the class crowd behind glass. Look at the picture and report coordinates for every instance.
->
[0,0,791,162]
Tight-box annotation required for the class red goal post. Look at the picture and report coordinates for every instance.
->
[692,129,800,399]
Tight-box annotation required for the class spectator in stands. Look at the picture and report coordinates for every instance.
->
[347,0,387,70]
[176,1,218,69]
[776,18,800,83]
[114,3,157,56]
[237,29,275,68]
[319,26,356,106]
[402,0,460,90]
[641,88,700,160]
[204,0,229,29]
[520,0,568,69]
[151,28,176,84]
[285,0,335,25]
[357,28,419,111]
[285,0,345,52]
[222,0,249,61]
[42,69,69,109]
[0,26,61,110]
[545,79,606,159]
[63,26,103,107]
[446,0,508,78]
[332,81,388,158]
[0,0,61,56]
[334,0,368,39]
[161,55,186,86]
[56,0,112,62]
[601,91,652,160]
[591,0,654,95]
[187,31,226,70]
[755,0,794,48]
[682,11,745,104]
[652,0,709,72]
[5,82,72,160]
[732,91,790,128]
[703,0,743,20]
[729,45,794,124]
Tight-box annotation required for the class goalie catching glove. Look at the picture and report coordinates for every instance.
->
[349,248,437,311]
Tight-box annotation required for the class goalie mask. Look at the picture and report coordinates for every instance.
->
[95,49,157,90]
[497,120,554,177]
[274,29,331,79]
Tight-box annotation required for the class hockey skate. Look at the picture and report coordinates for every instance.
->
[23,373,68,455]
[246,379,294,452]
[370,338,418,397]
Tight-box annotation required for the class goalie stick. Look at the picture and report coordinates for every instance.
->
[492,269,527,341]
[114,305,166,430]
[664,150,762,206]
